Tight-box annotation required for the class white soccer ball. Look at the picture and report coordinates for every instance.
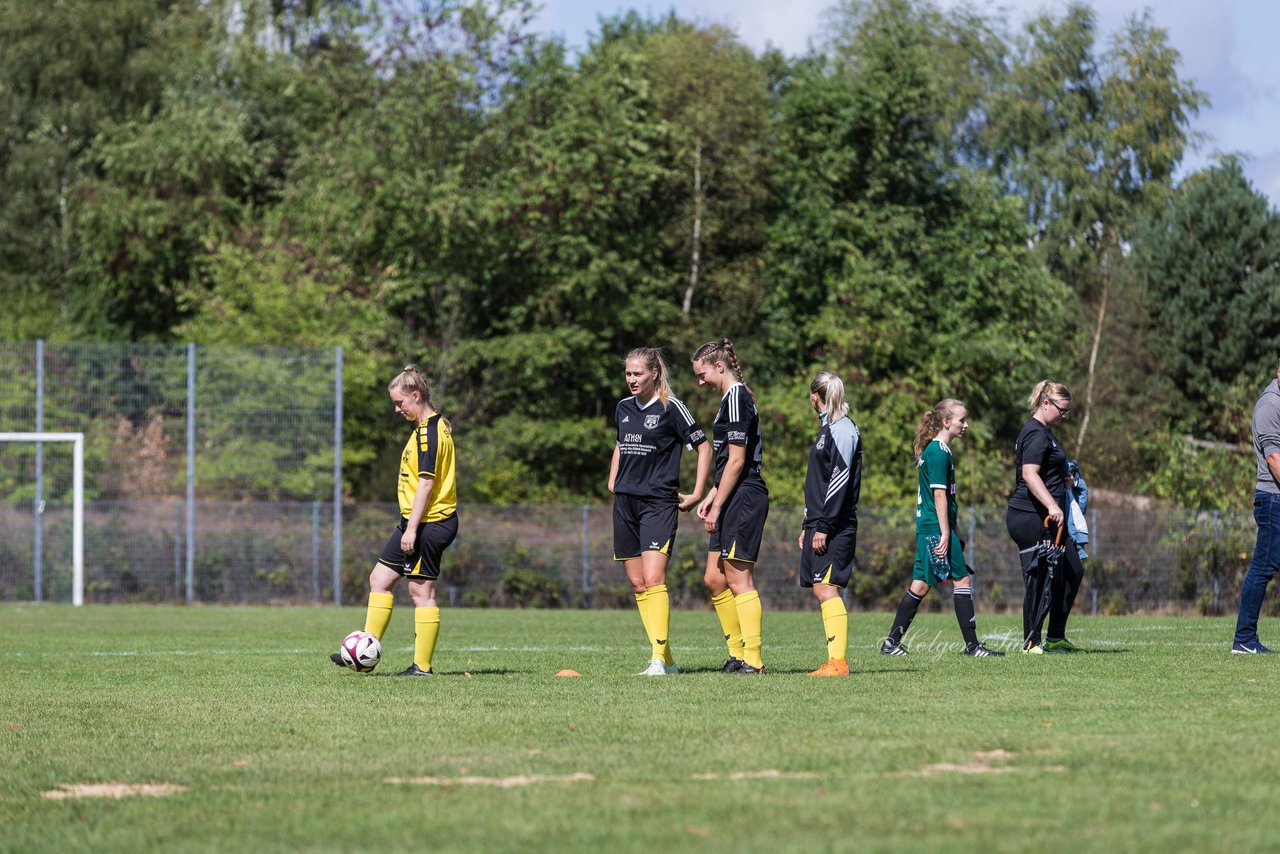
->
[338,630,381,672]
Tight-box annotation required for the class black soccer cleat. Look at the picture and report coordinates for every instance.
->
[736,662,766,674]
[396,663,435,676]
[721,657,745,673]
[880,639,908,656]
[964,642,1005,657]
[330,652,349,668]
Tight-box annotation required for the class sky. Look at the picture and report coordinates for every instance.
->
[532,0,1280,207]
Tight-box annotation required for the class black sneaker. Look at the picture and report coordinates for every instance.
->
[965,642,1005,658]
[880,639,908,656]
[737,662,766,674]
[330,652,349,668]
[1232,640,1276,654]
[721,657,745,673]
[396,663,435,676]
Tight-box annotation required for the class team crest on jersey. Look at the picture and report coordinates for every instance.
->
[816,435,826,451]
[644,414,660,429]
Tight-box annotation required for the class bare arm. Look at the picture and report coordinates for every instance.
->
[932,487,949,557]
[607,445,620,494]
[679,441,711,512]
[1021,463,1063,525]
[400,474,436,553]
[1267,451,1280,486]
[704,444,745,533]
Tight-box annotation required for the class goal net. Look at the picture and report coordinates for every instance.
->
[0,433,85,606]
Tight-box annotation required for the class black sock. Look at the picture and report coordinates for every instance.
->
[888,591,923,645]
[953,587,978,648]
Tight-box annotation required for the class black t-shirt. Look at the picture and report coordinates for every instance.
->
[712,383,765,488]
[1008,417,1067,514]
[613,395,706,500]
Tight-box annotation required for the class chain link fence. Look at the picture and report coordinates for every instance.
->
[0,342,1267,614]
[0,341,342,602]
[0,495,1265,615]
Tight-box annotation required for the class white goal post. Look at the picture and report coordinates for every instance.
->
[0,432,85,606]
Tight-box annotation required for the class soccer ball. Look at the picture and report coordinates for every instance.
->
[338,630,381,672]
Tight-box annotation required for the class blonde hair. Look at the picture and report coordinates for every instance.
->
[625,347,673,408]
[810,371,849,422]
[1028,380,1071,412]
[389,365,448,427]
[913,399,963,460]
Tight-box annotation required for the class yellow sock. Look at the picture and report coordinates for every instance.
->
[820,596,848,662]
[735,590,763,669]
[634,589,655,654]
[364,591,394,640]
[712,589,744,659]
[414,606,441,672]
[647,584,673,665]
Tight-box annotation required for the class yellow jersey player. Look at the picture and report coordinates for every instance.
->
[332,365,458,676]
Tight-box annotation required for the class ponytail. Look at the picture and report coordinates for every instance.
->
[913,399,963,459]
[625,347,673,408]
[810,371,849,422]
[389,365,449,428]
[1028,380,1071,412]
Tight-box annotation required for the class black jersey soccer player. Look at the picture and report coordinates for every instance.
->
[1006,380,1084,654]
[797,372,862,677]
[691,339,770,674]
[881,400,1004,658]
[608,347,711,676]
[331,365,458,676]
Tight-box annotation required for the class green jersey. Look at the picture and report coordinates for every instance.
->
[915,439,956,536]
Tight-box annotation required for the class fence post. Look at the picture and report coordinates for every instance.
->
[332,346,344,606]
[33,339,44,603]
[1212,510,1221,612]
[311,500,321,602]
[174,500,182,600]
[581,504,591,606]
[1090,507,1099,615]
[186,343,196,604]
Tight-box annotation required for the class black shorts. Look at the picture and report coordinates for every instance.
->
[378,513,458,580]
[800,524,857,588]
[1006,506,1048,574]
[709,478,769,564]
[613,493,678,561]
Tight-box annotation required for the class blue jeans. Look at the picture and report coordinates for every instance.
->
[1234,491,1280,644]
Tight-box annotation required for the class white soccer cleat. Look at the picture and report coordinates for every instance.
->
[639,658,669,676]
[663,662,679,675]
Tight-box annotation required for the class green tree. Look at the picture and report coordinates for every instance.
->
[642,20,773,331]
[1130,159,1280,440]
[762,0,1071,505]
[0,0,206,338]
[982,5,1207,460]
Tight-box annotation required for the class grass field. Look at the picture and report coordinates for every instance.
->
[3,605,1280,852]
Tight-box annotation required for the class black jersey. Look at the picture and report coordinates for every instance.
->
[712,383,765,488]
[1008,417,1067,514]
[803,412,861,533]
[613,395,706,500]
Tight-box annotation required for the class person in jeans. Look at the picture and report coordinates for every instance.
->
[1233,357,1280,654]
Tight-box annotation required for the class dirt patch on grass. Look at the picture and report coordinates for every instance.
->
[908,749,1065,778]
[42,783,188,800]
[385,772,594,788]
[692,770,819,781]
